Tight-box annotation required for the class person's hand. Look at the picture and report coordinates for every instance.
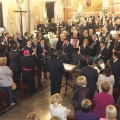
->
[44,49,46,53]
[98,53,102,58]
[77,51,81,55]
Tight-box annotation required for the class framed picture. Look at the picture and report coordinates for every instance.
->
[70,39,79,48]
[86,0,91,7]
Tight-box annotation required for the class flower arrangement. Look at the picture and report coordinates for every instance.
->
[44,32,56,40]
[30,30,38,39]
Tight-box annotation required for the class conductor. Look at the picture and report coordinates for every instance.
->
[47,51,65,95]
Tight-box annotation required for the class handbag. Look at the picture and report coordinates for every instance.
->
[12,82,17,90]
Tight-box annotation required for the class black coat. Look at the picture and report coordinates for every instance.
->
[62,43,74,58]
[9,51,21,72]
[90,40,100,57]
[80,45,91,55]
[22,37,28,48]
[36,44,49,59]
[96,47,109,63]
[56,39,64,52]
[106,41,114,59]
[0,43,7,57]
[47,58,65,81]
[112,59,120,88]
[81,66,98,98]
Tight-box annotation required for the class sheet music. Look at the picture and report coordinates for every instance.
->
[94,66,100,73]
[63,64,73,71]
[100,63,105,70]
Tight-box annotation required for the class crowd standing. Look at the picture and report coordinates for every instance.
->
[0,13,120,119]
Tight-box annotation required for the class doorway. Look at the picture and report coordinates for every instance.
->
[46,2,54,23]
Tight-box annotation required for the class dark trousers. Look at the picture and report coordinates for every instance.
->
[1,86,13,103]
[51,79,62,96]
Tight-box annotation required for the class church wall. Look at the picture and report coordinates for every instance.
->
[0,0,8,30]
[8,0,17,35]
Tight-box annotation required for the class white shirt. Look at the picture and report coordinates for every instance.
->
[97,74,115,95]
[50,104,70,120]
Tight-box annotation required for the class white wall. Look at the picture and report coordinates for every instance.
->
[0,0,8,30]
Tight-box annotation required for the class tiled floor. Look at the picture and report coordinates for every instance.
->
[0,77,76,120]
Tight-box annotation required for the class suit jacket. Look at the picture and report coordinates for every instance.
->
[36,44,49,59]
[0,42,7,57]
[105,41,114,59]
[78,24,89,34]
[24,46,33,56]
[37,23,43,31]
[90,40,100,57]
[81,66,98,98]
[32,42,39,50]
[49,22,57,34]
[56,39,64,52]
[112,59,120,88]
[47,58,65,81]
[114,41,120,51]
[80,45,91,55]
[96,47,109,63]
[9,51,21,72]
[22,37,28,48]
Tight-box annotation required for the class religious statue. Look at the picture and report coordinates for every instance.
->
[86,0,91,7]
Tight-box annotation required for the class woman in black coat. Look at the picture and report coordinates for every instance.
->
[72,76,90,111]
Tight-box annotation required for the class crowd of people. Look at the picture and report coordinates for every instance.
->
[0,13,120,119]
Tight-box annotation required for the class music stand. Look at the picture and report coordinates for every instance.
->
[62,63,78,96]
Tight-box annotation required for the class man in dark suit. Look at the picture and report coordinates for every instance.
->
[112,51,120,89]
[36,37,49,79]
[114,34,120,52]
[32,37,39,50]
[10,34,21,50]
[90,34,100,57]
[49,18,57,34]
[37,20,43,31]
[81,57,98,98]
[96,41,109,63]
[61,37,74,62]
[22,32,29,49]
[9,44,21,78]
[47,51,65,95]
[106,34,114,59]
[56,33,65,52]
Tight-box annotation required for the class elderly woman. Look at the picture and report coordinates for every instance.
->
[0,57,14,105]
[100,105,117,120]
[50,93,71,120]
[97,64,114,95]
[19,50,36,94]
[74,99,98,120]
[94,81,114,118]
[72,76,90,110]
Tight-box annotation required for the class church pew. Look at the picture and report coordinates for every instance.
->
[13,77,29,99]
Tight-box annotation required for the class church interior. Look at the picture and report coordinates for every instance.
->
[0,0,120,120]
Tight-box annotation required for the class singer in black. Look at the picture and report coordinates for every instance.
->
[36,37,49,79]
[47,51,65,95]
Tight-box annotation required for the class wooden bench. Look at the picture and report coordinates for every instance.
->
[13,77,29,99]
[34,69,43,89]
[0,88,10,111]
